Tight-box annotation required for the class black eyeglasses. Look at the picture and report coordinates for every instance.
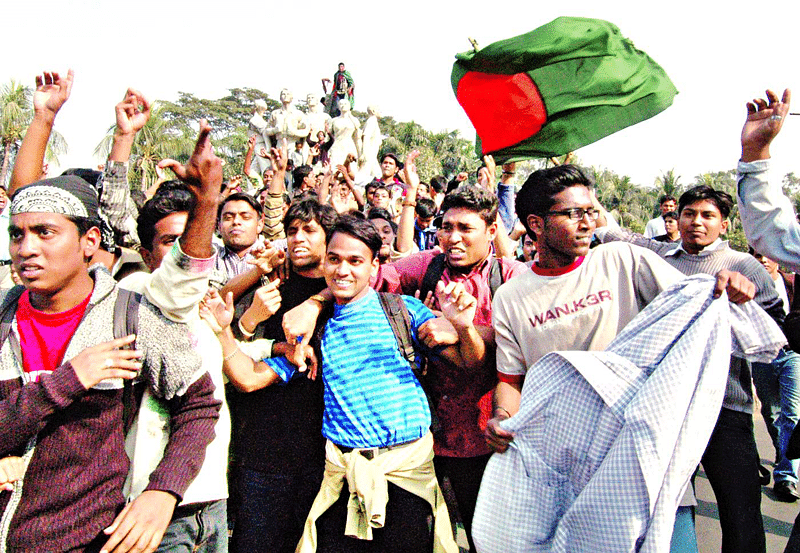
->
[545,208,600,221]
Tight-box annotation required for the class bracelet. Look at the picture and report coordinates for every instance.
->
[494,406,512,419]
[309,294,327,305]
[222,347,240,362]
[502,171,516,176]
[402,201,417,208]
[238,318,256,339]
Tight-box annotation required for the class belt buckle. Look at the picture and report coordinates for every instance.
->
[359,448,377,460]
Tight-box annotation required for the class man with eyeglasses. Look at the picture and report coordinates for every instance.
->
[486,164,760,552]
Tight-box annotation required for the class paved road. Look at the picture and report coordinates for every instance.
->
[696,413,798,552]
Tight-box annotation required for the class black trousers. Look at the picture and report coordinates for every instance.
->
[701,408,766,553]
[434,453,491,552]
[315,480,433,553]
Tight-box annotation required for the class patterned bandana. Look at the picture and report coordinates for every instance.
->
[10,176,100,219]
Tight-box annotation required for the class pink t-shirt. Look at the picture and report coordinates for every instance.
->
[17,290,92,382]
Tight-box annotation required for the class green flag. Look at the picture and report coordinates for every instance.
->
[451,17,678,162]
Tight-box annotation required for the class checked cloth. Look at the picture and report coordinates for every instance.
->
[473,275,785,552]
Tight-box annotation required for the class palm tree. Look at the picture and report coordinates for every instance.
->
[0,80,68,186]
[95,104,196,190]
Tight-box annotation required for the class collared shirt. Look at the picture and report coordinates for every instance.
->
[210,240,261,287]
[473,276,786,553]
[374,250,527,457]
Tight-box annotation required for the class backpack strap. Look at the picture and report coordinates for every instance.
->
[418,254,447,305]
[488,257,505,299]
[377,292,442,438]
[421,253,506,303]
[113,289,142,434]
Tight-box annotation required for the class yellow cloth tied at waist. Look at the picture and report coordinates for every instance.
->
[296,432,458,553]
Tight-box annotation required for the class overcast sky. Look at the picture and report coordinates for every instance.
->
[5,0,799,187]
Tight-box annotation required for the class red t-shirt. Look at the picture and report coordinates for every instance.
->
[16,290,92,382]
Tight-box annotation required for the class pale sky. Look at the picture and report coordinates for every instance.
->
[5,0,799,188]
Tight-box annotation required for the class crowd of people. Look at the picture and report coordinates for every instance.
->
[0,66,797,553]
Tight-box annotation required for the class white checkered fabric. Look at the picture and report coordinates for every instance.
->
[473,275,786,553]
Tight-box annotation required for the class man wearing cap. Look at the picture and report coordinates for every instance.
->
[0,70,220,553]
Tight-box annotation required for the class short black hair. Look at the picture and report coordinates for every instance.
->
[365,182,378,194]
[137,184,194,251]
[515,165,593,238]
[678,185,733,219]
[662,210,679,222]
[441,185,498,226]
[283,197,338,235]
[415,198,437,219]
[218,192,263,221]
[372,185,390,196]
[292,165,313,186]
[367,207,398,234]
[327,214,382,260]
[659,194,677,205]
[429,176,447,194]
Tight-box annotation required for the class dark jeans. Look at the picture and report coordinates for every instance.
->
[231,466,323,553]
[434,453,490,552]
[315,481,433,553]
[701,408,766,553]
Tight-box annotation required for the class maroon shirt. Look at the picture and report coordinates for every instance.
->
[373,249,526,457]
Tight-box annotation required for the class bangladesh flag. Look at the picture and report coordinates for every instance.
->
[451,17,678,162]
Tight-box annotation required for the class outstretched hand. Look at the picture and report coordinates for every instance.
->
[403,150,421,191]
[741,88,791,162]
[115,89,151,136]
[33,70,74,119]
[159,120,222,199]
[435,281,477,331]
[199,289,234,334]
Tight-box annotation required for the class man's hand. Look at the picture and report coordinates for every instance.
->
[248,278,282,323]
[478,155,497,190]
[101,490,177,553]
[159,120,223,199]
[0,457,24,492]
[114,89,151,137]
[282,297,325,362]
[69,335,141,389]
[485,413,515,453]
[32,70,74,120]
[199,289,234,334]
[713,269,755,303]
[269,147,288,172]
[741,89,791,162]
[418,317,458,348]
[403,150,421,191]
[276,341,318,378]
[455,172,468,183]
[435,281,477,331]
[246,135,257,153]
[247,241,284,276]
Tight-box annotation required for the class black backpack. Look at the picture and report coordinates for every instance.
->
[418,253,505,304]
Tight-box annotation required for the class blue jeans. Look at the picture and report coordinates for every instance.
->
[157,499,228,553]
[753,349,800,483]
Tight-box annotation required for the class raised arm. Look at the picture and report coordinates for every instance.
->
[9,69,74,195]
[735,89,800,271]
[396,150,420,254]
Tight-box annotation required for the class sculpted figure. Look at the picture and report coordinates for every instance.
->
[323,62,354,117]
[306,93,331,140]
[358,105,383,181]
[248,99,272,174]
[328,99,361,169]
[267,89,309,153]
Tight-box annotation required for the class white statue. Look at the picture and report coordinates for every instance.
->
[267,89,309,153]
[328,99,362,169]
[358,105,383,181]
[306,93,331,141]
[248,99,272,175]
